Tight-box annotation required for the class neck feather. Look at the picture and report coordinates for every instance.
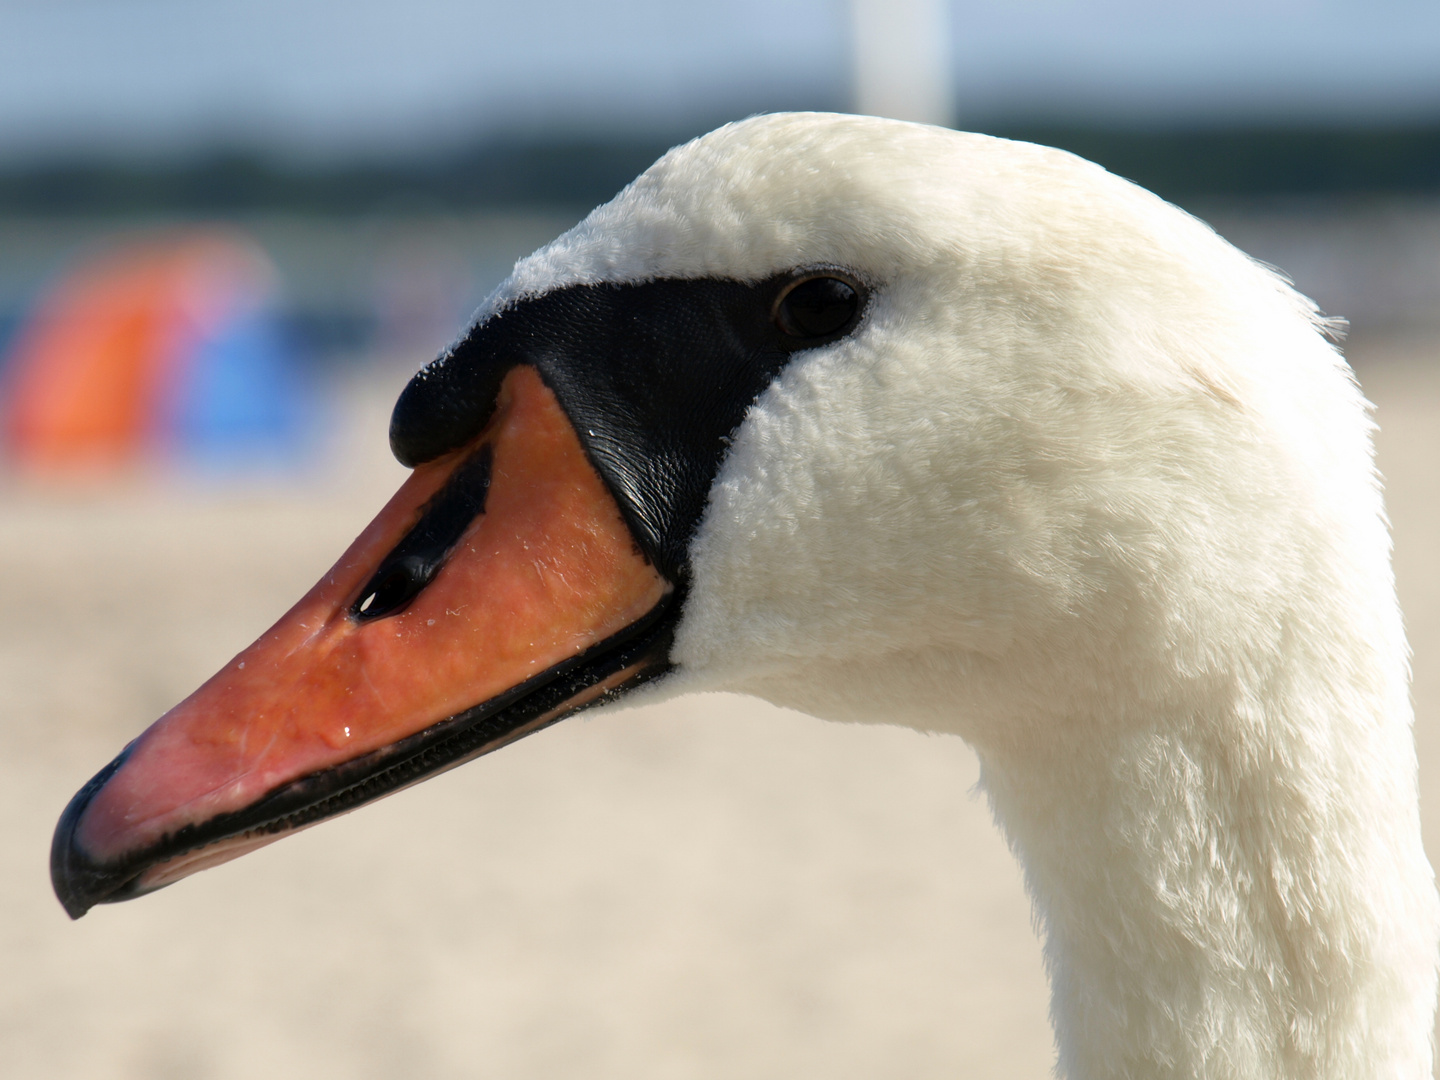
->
[972,647,1437,1080]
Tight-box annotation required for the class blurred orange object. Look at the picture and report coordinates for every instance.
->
[1,231,283,472]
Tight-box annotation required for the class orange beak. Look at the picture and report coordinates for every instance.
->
[52,365,673,917]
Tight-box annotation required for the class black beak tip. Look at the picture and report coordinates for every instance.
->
[50,749,140,920]
[50,831,94,920]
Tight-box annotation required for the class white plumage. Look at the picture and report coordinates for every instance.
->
[485,113,1440,1078]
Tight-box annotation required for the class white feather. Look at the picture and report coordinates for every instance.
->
[480,113,1440,1079]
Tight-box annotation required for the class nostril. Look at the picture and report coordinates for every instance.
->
[353,557,432,621]
[351,444,493,622]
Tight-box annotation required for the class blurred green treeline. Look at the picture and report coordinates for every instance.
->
[3,123,1439,216]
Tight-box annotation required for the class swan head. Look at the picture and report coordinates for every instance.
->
[51,113,1437,1077]
[477,112,1391,747]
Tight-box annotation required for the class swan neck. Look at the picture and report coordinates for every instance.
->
[975,693,1437,1080]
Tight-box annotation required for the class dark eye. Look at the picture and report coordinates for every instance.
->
[774,275,861,339]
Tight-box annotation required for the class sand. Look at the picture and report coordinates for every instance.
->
[2,336,1438,1080]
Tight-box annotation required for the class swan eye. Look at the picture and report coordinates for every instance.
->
[774,275,860,339]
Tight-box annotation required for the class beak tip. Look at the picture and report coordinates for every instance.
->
[51,808,96,920]
[50,747,138,920]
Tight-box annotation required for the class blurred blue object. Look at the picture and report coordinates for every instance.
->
[1,228,325,476]
[167,305,319,471]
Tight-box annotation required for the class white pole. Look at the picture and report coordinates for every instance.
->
[850,0,953,127]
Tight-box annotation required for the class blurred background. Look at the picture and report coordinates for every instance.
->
[2,2,1440,1077]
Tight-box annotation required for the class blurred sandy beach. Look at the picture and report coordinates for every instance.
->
[0,327,1434,1079]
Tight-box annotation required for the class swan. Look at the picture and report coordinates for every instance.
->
[51,112,1440,1078]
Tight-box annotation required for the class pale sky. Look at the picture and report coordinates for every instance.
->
[0,0,1437,162]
